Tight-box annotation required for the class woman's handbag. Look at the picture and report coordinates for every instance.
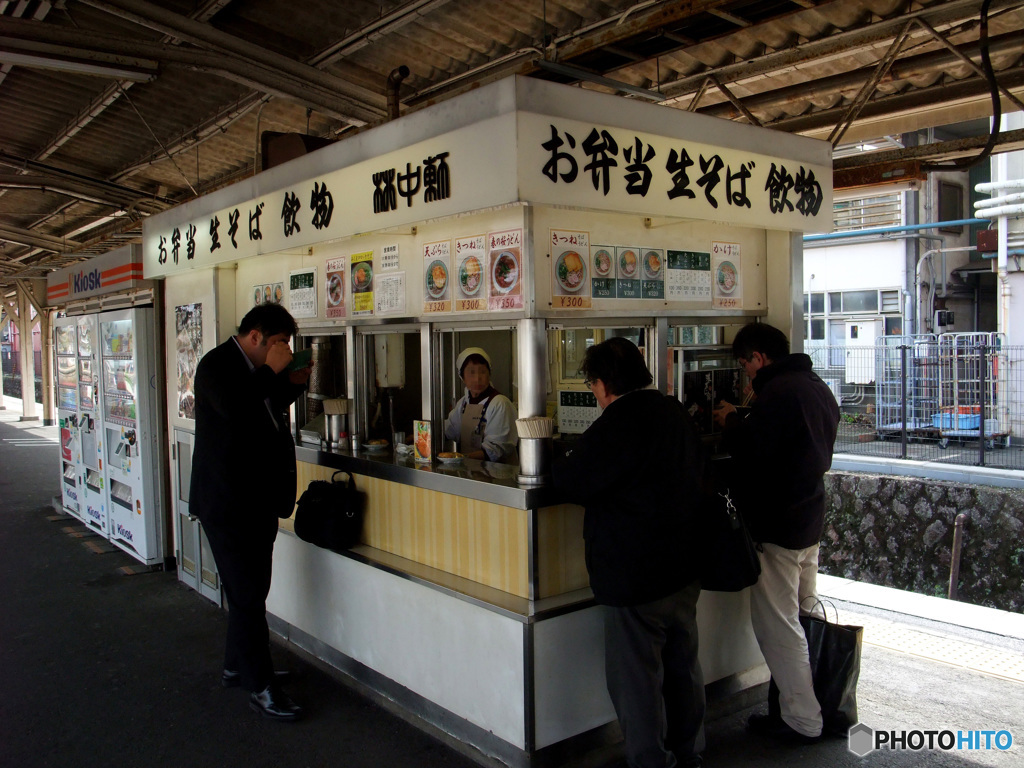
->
[698,456,762,592]
[769,599,864,737]
[293,470,365,551]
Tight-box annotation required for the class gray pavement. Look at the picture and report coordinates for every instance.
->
[2,399,1022,768]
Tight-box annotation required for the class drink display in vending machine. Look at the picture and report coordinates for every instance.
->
[76,314,108,536]
[54,319,82,520]
[100,308,165,564]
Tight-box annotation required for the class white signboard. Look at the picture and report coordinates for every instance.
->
[517,112,831,235]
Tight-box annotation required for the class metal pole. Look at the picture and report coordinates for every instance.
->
[978,343,987,466]
[900,344,909,459]
[948,513,967,601]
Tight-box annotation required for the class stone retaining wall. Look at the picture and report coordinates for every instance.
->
[821,472,1024,613]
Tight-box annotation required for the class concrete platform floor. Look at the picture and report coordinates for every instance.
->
[2,399,1022,768]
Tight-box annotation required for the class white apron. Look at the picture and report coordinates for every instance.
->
[459,399,488,455]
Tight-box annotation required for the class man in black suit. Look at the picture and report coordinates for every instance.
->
[553,337,707,768]
[190,303,311,721]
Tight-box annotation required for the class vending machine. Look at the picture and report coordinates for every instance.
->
[54,319,82,520]
[76,314,108,536]
[99,308,166,565]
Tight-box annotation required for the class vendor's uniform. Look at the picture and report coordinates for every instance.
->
[443,388,518,463]
[721,353,839,738]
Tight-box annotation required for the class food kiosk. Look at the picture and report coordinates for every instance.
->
[143,76,831,767]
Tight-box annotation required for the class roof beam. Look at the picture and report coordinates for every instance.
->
[653,0,1022,101]
[0,16,382,122]
[0,224,82,253]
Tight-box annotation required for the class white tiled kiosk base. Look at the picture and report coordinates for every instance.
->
[268,532,767,767]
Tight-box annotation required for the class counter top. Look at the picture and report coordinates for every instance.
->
[295,442,564,510]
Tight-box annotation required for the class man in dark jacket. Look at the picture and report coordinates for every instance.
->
[713,322,839,743]
[190,304,311,721]
[554,337,706,768]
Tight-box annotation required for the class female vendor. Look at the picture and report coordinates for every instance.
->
[443,347,518,463]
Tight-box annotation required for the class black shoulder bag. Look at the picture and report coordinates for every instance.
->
[293,470,366,551]
[698,455,762,592]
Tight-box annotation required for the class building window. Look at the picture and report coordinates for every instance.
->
[831,290,879,313]
[884,316,903,336]
[833,192,903,232]
[803,288,902,344]
[880,290,901,313]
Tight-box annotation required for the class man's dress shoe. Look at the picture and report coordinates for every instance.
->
[249,685,303,721]
[222,668,290,688]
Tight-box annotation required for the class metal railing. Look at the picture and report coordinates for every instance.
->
[806,336,1024,471]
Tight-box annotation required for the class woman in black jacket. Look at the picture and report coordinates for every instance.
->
[554,337,706,768]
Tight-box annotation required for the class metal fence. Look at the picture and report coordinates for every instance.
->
[806,334,1024,471]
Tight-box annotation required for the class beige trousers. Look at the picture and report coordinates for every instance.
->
[749,542,824,737]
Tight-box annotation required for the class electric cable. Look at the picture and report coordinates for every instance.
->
[921,0,999,172]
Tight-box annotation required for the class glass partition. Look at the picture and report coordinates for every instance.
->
[433,327,518,454]
[296,333,348,439]
[669,322,748,446]
[548,325,647,438]
[354,328,423,446]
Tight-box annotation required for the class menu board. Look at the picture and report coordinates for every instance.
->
[550,229,592,309]
[667,251,711,301]
[615,247,640,299]
[640,248,665,300]
[488,229,523,311]
[252,282,284,307]
[422,240,452,314]
[288,268,316,319]
[454,235,486,312]
[351,251,374,316]
[711,241,742,309]
[325,257,347,319]
[413,420,431,463]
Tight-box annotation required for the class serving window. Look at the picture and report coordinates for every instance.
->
[432,326,518,454]
[353,326,423,445]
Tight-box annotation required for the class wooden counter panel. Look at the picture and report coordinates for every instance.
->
[536,504,589,597]
[296,461,529,598]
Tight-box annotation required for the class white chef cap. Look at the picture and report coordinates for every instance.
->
[456,347,491,377]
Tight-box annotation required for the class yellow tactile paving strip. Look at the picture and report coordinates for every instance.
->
[841,609,1024,684]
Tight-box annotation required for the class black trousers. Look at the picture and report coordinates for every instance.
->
[604,580,706,768]
[202,513,279,692]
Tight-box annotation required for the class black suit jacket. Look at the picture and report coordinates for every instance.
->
[189,337,305,529]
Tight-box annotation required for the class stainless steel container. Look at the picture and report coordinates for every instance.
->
[517,437,552,486]
[325,413,348,446]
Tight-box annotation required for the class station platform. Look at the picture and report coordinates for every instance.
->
[1,397,1021,767]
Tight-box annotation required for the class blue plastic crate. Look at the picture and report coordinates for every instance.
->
[932,413,980,430]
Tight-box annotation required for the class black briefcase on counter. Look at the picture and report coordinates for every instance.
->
[294,470,366,551]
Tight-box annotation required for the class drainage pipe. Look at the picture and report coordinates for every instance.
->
[387,65,410,120]
[915,245,977,333]
[803,218,987,242]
